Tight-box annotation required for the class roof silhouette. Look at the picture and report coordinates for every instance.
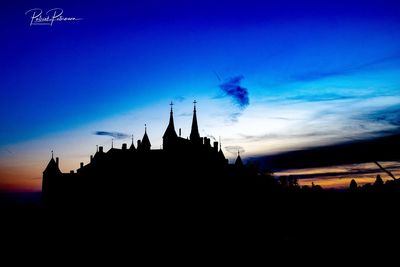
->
[129,135,136,150]
[163,103,178,139]
[140,126,151,150]
[235,153,243,166]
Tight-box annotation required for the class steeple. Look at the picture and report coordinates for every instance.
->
[235,151,243,167]
[190,100,201,142]
[43,151,61,174]
[163,102,178,139]
[129,134,136,150]
[140,124,151,151]
[42,152,61,202]
[163,102,179,150]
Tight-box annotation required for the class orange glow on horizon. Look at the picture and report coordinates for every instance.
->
[1,156,399,192]
[0,169,42,192]
[275,161,400,189]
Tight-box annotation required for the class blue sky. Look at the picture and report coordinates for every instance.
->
[1,0,400,190]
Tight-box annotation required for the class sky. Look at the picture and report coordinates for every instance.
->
[1,0,400,191]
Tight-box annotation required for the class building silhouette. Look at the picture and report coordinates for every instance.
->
[42,102,247,206]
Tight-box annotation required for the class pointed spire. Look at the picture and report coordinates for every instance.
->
[163,101,178,139]
[44,151,60,174]
[190,100,201,142]
[141,124,151,151]
[130,134,136,150]
[235,151,243,167]
[111,138,114,148]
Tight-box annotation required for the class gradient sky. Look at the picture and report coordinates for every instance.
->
[1,0,400,191]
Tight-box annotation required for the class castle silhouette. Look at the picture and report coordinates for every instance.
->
[34,102,400,246]
[42,101,247,206]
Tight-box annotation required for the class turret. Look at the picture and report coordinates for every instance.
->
[163,102,178,150]
[43,151,60,174]
[235,151,243,167]
[190,100,201,144]
[42,151,61,202]
[129,135,136,150]
[140,124,151,151]
[218,138,227,163]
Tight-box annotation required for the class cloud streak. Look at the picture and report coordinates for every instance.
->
[285,93,354,102]
[219,75,250,109]
[365,104,400,126]
[93,131,130,139]
[290,54,400,83]
[277,168,396,180]
[178,112,192,117]
[228,112,242,123]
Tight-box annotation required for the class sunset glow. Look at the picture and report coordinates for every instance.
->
[1,1,400,191]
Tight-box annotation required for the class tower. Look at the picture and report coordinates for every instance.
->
[129,134,136,150]
[163,102,178,150]
[235,151,243,167]
[190,100,201,144]
[140,124,151,151]
[42,151,61,202]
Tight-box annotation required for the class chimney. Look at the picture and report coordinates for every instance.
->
[80,162,84,168]
[56,157,59,166]
[90,155,93,162]
[179,128,181,137]
[213,141,218,152]
[122,143,127,150]
[99,146,104,153]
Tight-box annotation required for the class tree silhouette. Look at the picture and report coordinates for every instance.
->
[349,179,358,191]
[374,174,384,188]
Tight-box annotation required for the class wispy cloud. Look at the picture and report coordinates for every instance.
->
[228,112,242,123]
[268,116,301,121]
[277,166,400,180]
[2,148,13,154]
[219,75,250,109]
[290,54,400,83]
[222,94,400,160]
[93,131,130,139]
[174,96,185,102]
[178,112,192,117]
[285,93,354,102]
[365,104,400,126]
[240,130,340,143]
